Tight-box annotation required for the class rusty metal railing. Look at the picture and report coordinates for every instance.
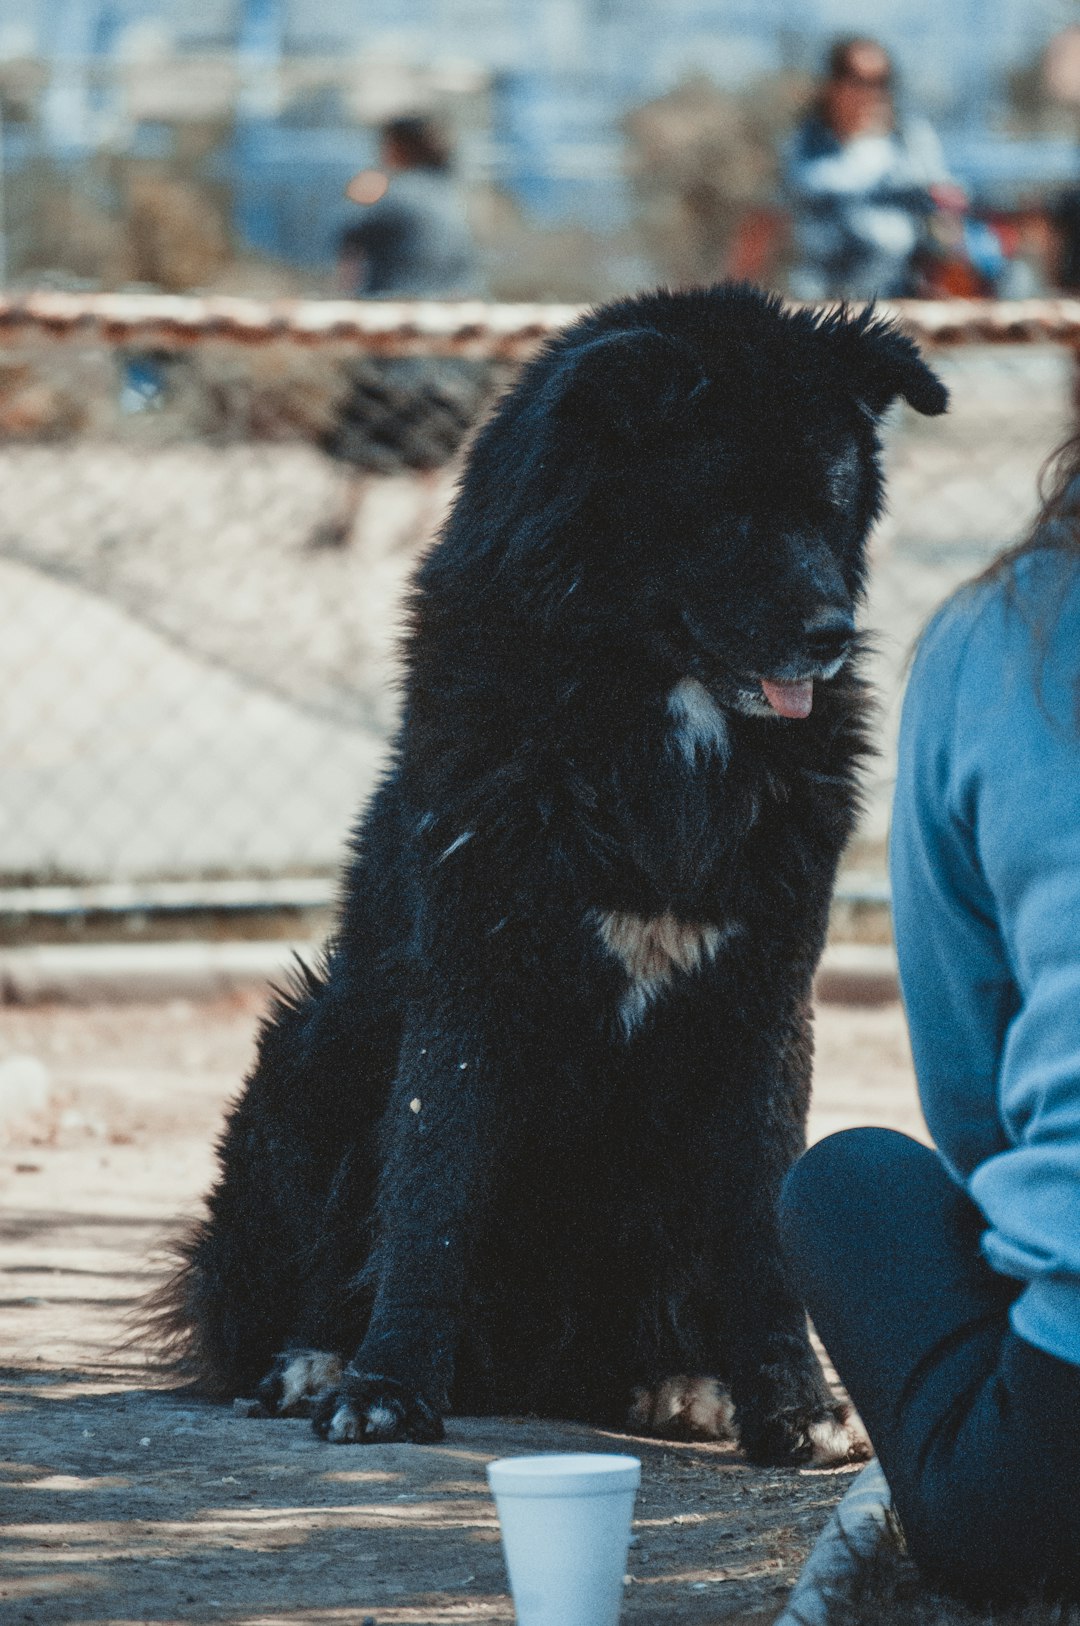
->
[4,291,1080,354]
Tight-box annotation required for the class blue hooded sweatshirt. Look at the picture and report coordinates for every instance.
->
[891,547,1080,1366]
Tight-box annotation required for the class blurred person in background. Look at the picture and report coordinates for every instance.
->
[315,117,490,547]
[785,37,964,300]
[338,115,482,299]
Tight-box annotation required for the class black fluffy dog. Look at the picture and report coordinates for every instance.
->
[155,285,947,1465]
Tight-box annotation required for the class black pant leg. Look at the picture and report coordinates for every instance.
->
[779,1128,1019,1455]
[908,1326,1080,1599]
[780,1127,1080,1602]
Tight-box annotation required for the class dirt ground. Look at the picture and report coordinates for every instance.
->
[0,992,924,1626]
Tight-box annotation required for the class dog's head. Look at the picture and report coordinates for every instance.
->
[476,285,946,720]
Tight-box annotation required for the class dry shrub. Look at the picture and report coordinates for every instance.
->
[0,343,500,460]
[162,344,350,443]
[124,174,232,292]
[623,72,807,288]
[0,348,120,439]
[471,183,631,303]
[0,57,46,124]
[5,159,235,293]
[15,164,129,286]
[0,343,345,447]
[0,361,82,438]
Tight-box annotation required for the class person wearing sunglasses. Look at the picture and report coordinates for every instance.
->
[785,37,964,301]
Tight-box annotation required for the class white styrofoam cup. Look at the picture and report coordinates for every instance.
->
[486,1452,641,1626]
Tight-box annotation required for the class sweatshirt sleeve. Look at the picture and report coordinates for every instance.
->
[966,667,1080,1363]
[898,118,954,188]
[890,599,1017,1178]
[785,131,903,199]
[892,571,1080,1366]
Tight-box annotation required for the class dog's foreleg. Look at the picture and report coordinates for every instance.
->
[310,1018,504,1444]
[717,1179,871,1468]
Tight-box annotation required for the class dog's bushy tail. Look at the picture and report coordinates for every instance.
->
[127,1217,235,1397]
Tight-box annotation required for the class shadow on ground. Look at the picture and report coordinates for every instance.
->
[1,1368,857,1625]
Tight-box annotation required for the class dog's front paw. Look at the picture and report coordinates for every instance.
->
[255,1348,344,1417]
[311,1370,444,1444]
[802,1403,872,1468]
[743,1399,872,1467]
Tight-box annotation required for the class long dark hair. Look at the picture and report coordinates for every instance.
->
[382,115,452,173]
[812,37,897,138]
[961,432,1080,722]
[825,35,895,86]
[909,432,1080,691]
[976,431,1080,591]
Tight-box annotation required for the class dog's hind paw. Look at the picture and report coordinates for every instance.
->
[628,1375,735,1440]
[311,1371,444,1445]
[255,1349,344,1418]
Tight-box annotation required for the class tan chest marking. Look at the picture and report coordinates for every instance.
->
[596,909,722,982]
[594,908,726,1036]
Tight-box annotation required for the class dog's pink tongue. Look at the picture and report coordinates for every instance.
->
[760,678,814,719]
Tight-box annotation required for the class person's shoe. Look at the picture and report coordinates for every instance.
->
[774,1458,894,1626]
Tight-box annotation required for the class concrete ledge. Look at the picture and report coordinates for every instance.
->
[1,939,899,1006]
[0,940,312,1005]
[814,942,899,1006]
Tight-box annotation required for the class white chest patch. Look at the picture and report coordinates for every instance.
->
[667,678,731,767]
[594,908,728,1037]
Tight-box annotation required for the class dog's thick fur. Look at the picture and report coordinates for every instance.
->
[152,285,947,1463]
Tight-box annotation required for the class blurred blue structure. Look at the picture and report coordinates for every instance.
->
[1,0,1079,269]
[225,0,373,264]
[233,0,285,256]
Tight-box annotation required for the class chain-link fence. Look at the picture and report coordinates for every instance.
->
[0,296,1076,909]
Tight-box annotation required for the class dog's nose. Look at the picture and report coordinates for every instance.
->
[802,607,855,664]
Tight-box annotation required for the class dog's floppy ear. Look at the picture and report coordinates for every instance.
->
[544,328,709,446]
[844,313,949,419]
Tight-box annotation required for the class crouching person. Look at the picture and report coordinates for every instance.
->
[778,437,1080,1616]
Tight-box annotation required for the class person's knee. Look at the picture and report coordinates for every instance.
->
[780,1128,906,1248]
[779,1127,931,1309]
